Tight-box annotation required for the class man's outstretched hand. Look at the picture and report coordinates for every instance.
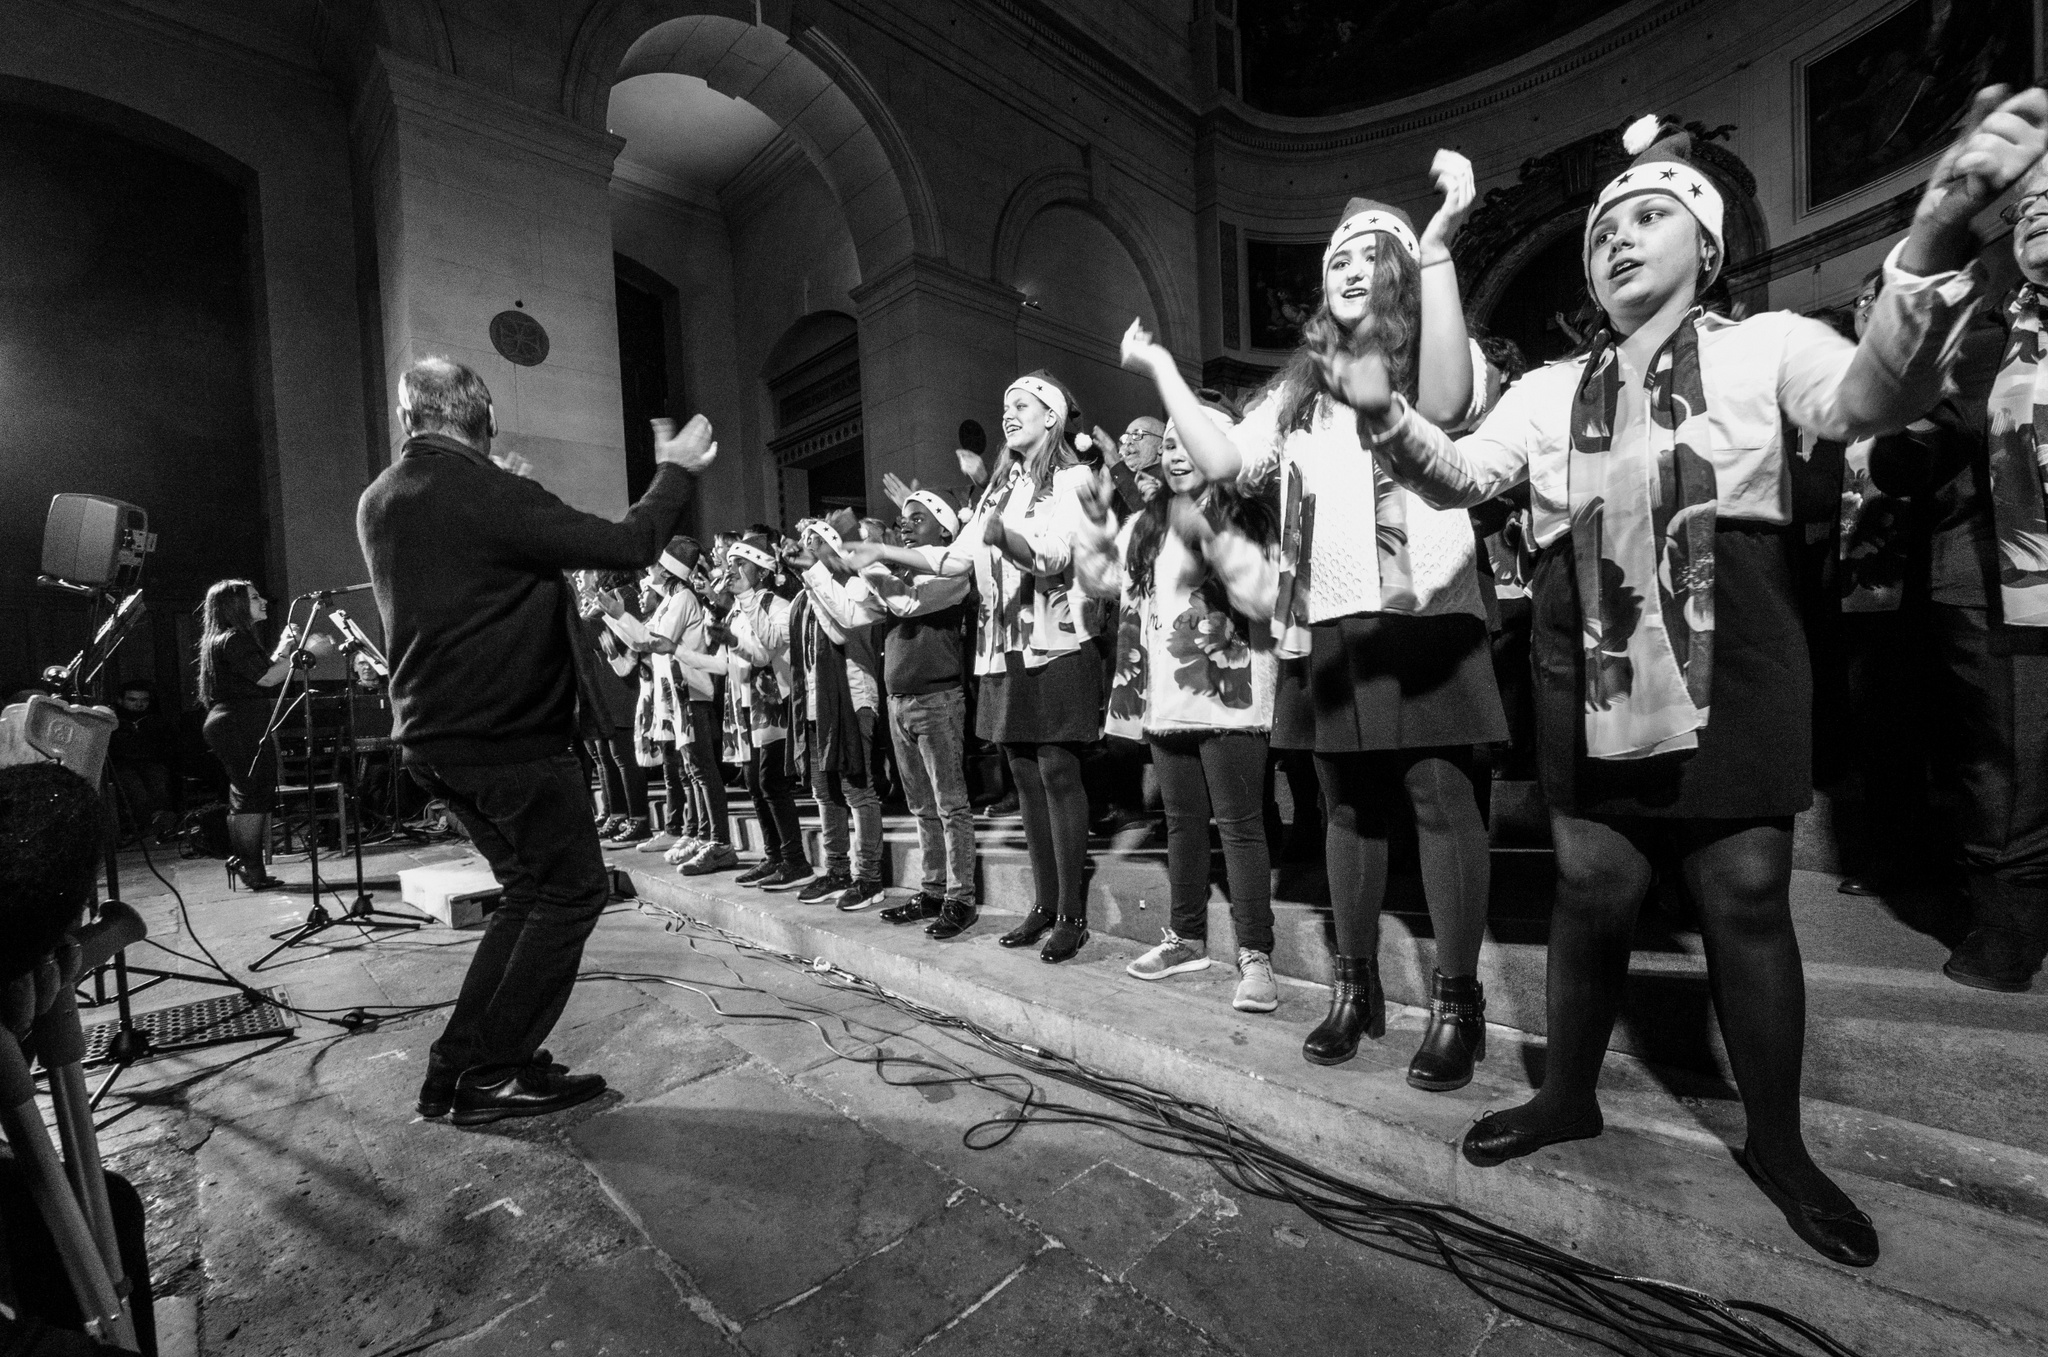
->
[654,414,718,474]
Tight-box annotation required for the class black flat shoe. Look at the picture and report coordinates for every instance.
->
[1461,1105,1604,1167]
[1039,918,1088,963]
[1736,1145,1879,1268]
[451,1065,606,1127]
[881,893,945,925]
[925,900,978,940]
[418,1049,563,1119]
[999,908,1057,948]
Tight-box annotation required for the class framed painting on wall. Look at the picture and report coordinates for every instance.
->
[1245,239,1325,351]
[1802,0,2035,212]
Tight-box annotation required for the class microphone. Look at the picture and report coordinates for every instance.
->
[296,582,375,600]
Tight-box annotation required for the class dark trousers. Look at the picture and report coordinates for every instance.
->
[1149,730,1275,954]
[409,751,611,1082]
[1927,605,2048,939]
[683,700,730,844]
[745,738,805,865]
[594,732,648,821]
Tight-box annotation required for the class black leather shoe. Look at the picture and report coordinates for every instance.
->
[925,899,978,940]
[418,1049,564,1118]
[1039,917,1089,963]
[1407,971,1486,1091]
[1303,955,1384,1066]
[1736,1145,1879,1268]
[1461,1104,1604,1167]
[225,855,284,892]
[450,1065,606,1126]
[999,908,1057,948]
[881,893,945,925]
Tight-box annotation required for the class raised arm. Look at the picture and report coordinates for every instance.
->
[1120,319,1241,482]
[501,416,716,572]
[1320,348,1536,511]
[1414,150,1477,428]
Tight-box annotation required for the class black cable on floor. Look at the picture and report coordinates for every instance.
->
[627,900,1865,1357]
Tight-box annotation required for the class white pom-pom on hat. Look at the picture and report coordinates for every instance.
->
[1074,431,1093,453]
[1621,114,1662,156]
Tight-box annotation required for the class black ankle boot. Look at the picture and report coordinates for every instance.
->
[1407,971,1486,1091]
[1000,907,1057,948]
[1302,955,1384,1066]
[1039,916,1088,963]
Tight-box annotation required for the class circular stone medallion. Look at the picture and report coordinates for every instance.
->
[489,310,550,366]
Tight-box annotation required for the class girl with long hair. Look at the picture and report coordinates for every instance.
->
[1122,150,1506,1093]
[1073,400,1287,1012]
[198,578,309,890]
[843,369,1109,962]
[1316,98,2047,1267]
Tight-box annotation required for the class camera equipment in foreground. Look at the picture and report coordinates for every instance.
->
[251,590,426,970]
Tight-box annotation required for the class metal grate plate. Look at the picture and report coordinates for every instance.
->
[83,987,296,1063]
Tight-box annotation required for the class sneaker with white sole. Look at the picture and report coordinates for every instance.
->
[757,861,818,892]
[680,843,741,875]
[1126,929,1211,980]
[664,837,706,865]
[797,870,854,904]
[1233,949,1279,1012]
[635,831,680,854]
[836,878,886,911]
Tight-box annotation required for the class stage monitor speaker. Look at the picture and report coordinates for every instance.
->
[42,495,152,591]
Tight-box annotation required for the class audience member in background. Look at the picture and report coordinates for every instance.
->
[1075,400,1286,1013]
[571,569,652,845]
[838,489,980,938]
[659,541,741,877]
[109,678,180,843]
[722,533,812,891]
[786,512,888,910]
[197,578,316,891]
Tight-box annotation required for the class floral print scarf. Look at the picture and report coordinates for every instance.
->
[1568,309,1719,760]
[1983,287,2048,626]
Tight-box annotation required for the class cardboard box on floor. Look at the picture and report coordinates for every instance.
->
[397,860,501,928]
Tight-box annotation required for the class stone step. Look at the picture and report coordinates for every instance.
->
[657,803,2048,1147]
[623,865,2048,1357]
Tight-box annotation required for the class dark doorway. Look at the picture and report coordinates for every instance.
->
[614,260,676,507]
[0,101,265,709]
[1485,230,1599,368]
[806,445,868,520]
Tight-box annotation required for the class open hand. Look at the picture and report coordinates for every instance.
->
[955,447,988,485]
[1076,466,1114,525]
[1120,318,1170,379]
[1419,149,1476,263]
[882,471,918,509]
[1920,86,2048,231]
[596,589,624,619]
[654,414,717,473]
[1314,347,1395,420]
[1167,493,1214,547]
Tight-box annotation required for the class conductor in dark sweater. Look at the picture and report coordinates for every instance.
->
[358,355,716,1126]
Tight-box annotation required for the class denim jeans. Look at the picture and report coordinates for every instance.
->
[809,711,884,880]
[1148,730,1275,955]
[889,687,975,904]
[408,751,612,1081]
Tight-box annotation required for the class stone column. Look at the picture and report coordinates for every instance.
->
[352,51,631,515]
[850,258,1023,504]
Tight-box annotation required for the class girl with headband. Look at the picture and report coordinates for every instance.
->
[1123,150,1507,1095]
[1072,397,1287,1014]
[842,368,1109,962]
[1317,94,2048,1267]
[722,532,813,891]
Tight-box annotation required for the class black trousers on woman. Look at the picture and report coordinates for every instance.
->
[1150,730,1275,954]
[744,738,805,866]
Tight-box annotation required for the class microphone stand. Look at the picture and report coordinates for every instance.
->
[252,591,424,970]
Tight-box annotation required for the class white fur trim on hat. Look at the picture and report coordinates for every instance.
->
[728,541,776,570]
[1621,114,1662,156]
[1324,211,1420,268]
[803,520,843,552]
[1005,375,1068,427]
[904,490,960,538]
[658,550,692,580]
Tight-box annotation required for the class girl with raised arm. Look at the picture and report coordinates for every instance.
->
[1318,97,2048,1267]
[1121,151,1506,1095]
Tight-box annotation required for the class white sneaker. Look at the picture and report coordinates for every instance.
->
[664,837,705,865]
[1126,929,1211,980]
[1233,949,1279,1013]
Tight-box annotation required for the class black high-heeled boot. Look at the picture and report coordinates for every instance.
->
[1407,970,1486,1091]
[1302,954,1384,1066]
[999,906,1057,948]
[225,855,284,891]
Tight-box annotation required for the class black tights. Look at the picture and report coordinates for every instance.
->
[1314,747,1490,976]
[1005,742,1089,920]
[1517,814,1844,1206]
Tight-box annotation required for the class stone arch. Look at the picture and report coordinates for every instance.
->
[991,168,1194,355]
[559,2,942,277]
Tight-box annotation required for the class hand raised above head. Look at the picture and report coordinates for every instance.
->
[654,414,717,473]
[1922,86,2048,229]
[955,447,988,485]
[1420,149,1476,263]
[1120,317,1168,378]
[881,471,918,509]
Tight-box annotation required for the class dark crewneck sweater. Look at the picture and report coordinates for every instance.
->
[357,432,693,766]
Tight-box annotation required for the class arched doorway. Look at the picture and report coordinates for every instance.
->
[763,313,864,522]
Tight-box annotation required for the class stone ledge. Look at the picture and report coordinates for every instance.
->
[626,865,2048,1357]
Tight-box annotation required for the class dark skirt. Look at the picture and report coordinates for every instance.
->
[1531,522,1812,820]
[977,648,1103,746]
[204,699,277,814]
[1273,612,1507,754]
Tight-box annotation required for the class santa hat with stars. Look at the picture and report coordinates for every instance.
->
[1584,115,1726,284]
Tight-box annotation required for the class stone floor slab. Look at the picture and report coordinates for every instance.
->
[420,1247,730,1356]
[916,1248,1231,1357]
[1034,1161,1196,1280]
